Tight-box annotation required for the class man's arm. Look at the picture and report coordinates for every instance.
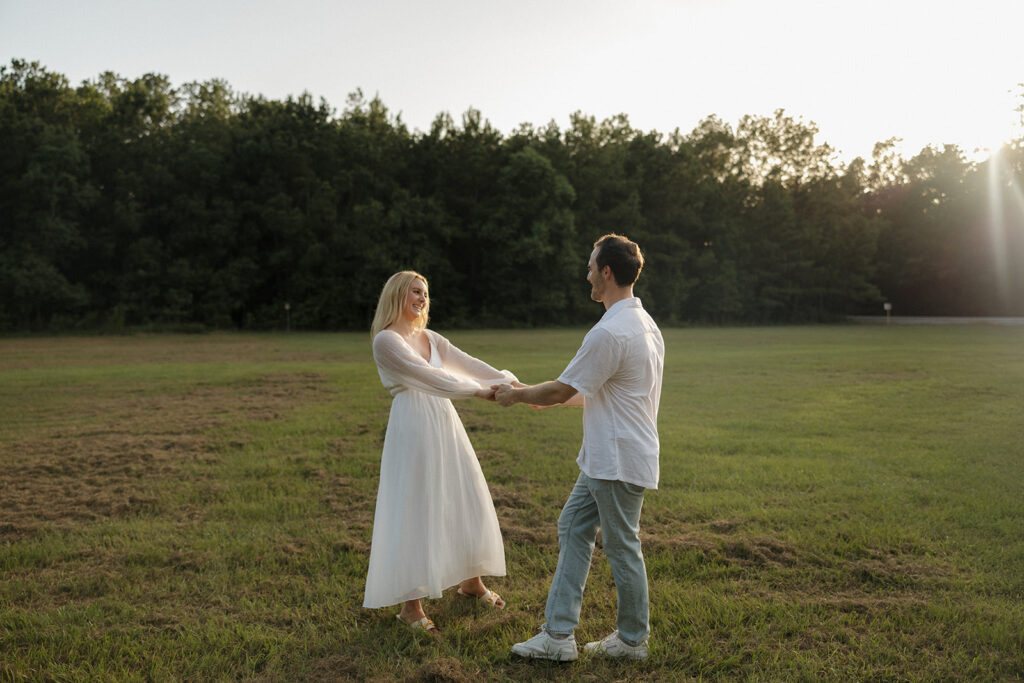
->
[551,390,584,407]
[493,380,578,407]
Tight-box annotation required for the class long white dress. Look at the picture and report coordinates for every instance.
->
[362,328,515,608]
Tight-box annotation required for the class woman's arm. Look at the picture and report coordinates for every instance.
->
[429,331,518,384]
[373,331,483,399]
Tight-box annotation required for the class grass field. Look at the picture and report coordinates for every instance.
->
[2,326,1023,681]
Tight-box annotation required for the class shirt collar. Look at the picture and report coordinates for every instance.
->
[600,297,642,321]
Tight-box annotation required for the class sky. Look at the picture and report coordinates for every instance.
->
[3,0,1022,163]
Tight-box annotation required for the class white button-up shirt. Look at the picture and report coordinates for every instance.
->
[558,297,664,489]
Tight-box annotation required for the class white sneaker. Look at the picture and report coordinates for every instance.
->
[583,630,649,660]
[511,630,579,662]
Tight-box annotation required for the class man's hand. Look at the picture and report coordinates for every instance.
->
[492,383,518,407]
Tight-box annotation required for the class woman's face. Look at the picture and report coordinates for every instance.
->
[401,278,428,322]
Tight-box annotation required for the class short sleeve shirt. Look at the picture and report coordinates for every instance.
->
[558,298,665,489]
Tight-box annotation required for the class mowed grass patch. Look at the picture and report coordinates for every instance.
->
[1,326,1023,680]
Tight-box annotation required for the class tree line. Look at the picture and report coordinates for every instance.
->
[2,59,1022,332]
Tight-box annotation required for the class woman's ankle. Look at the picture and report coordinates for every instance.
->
[400,600,426,622]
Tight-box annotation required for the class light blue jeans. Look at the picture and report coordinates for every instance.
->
[542,471,650,646]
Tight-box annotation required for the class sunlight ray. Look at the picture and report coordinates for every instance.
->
[987,150,1010,308]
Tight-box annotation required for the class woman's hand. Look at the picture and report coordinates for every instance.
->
[475,387,497,401]
[492,384,517,406]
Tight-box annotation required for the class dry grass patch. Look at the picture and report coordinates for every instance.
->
[1,372,330,541]
[0,334,344,370]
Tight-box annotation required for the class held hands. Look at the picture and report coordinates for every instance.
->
[492,383,517,407]
[491,380,547,409]
[476,379,528,402]
[475,387,497,401]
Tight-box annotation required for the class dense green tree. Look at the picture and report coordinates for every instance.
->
[478,146,577,324]
[873,145,973,314]
[409,108,509,325]
[0,61,93,329]
[3,60,1022,331]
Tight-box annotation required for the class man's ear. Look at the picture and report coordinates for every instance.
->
[602,265,614,281]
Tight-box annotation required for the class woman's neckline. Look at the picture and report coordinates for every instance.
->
[387,327,431,363]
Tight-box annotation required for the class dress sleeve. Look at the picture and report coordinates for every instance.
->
[428,331,518,385]
[372,331,483,399]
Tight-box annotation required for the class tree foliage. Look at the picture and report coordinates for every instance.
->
[3,60,1023,331]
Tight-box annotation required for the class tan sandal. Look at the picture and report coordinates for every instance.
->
[457,587,505,610]
[396,613,439,634]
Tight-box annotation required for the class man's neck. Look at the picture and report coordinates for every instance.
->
[602,286,634,310]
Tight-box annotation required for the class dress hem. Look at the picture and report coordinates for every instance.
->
[362,567,507,609]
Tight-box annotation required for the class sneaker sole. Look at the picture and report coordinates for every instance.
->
[511,646,578,662]
[583,646,648,660]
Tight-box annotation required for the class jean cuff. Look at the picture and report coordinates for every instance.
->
[542,625,573,639]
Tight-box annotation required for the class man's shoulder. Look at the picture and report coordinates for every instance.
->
[581,322,616,348]
[598,303,659,338]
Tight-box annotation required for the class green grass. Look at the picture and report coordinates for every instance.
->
[2,326,1023,681]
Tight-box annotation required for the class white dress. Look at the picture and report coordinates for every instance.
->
[362,329,516,608]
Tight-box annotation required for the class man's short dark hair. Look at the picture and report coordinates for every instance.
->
[594,233,644,286]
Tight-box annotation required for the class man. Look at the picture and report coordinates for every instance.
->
[493,233,664,662]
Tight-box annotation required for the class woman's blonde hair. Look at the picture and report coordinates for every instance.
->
[370,271,430,338]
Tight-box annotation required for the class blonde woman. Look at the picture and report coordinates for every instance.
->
[363,271,516,633]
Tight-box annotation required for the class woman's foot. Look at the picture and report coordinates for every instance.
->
[397,608,426,623]
[457,578,505,609]
[397,599,438,633]
[395,613,438,634]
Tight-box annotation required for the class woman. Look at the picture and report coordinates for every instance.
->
[363,270,515,633]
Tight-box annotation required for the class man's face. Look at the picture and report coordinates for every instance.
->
[587,247,605,302]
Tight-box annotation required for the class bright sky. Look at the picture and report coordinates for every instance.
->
[3,0,1022,163]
